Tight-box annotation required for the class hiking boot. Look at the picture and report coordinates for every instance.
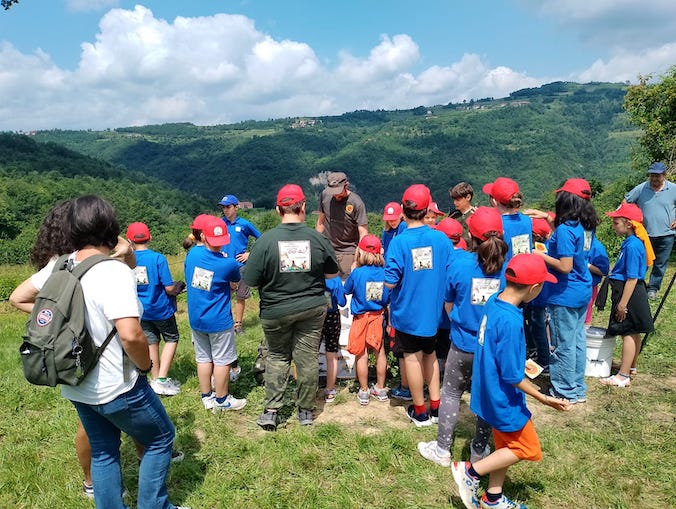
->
[298,409,313,425]
[417,440,451,467]
[406,405,432,427]
[390,385,413,401]
[370,384,389,402]
[257,410,278,431]
[212,394,247,413]
[229,365,242,382]
[451,461,480,509]
[201,392,216,410]
[470,443,491,464]
[357,388,370,406]
[151,378,181,396]
[479,493,526,509]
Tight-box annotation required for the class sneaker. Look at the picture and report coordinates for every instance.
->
[417,440,451,467]
[430,407,439,424]
[390,385,413,401]
[298,409,313,425]
[229,365,242,382]
[257,410,278,431]
[234,321,244,334]
[470,444,491,464]
[370,384,389,402]
[647,289,657,300]
[151,378,181,396]
[171,450,185,463]
[212,394,247,413]
[406,405,432,427]
[82,482,94,499]
[357,388,370,406]
[479,493,526,508]
[324,387,337,403]
[201,392,216,410]
[451,461,480,509]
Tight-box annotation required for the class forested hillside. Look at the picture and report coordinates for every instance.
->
[33,81,637,213]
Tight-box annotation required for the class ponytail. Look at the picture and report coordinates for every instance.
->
[476,234,507,276]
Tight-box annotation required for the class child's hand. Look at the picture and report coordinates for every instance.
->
[545,395,572,411]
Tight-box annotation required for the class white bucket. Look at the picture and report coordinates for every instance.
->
[585,326,616,377]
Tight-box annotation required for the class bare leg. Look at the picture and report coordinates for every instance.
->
[75,421,92,486]
[197,362,214,395]
[375,344,387,389]
[399,359,409,387]
[213,364,231,399]
[404,351,425,406]
[235,299,245,325]
[473,447,521,495]
[619,334,641,375]
[157,342,178,379]
[422,351,440,401]
[325,352,338,391]
[356,351,369,390]
[148,343,160,379]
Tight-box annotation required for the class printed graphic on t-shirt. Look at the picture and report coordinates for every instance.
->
[278,240,311,272]
[411,246,433,271]
[478,315,487,346]
[235,226,242,232]
[365,281,385,301]
[584,230,593,252]
[511,234,531,255]
[191,266,215,291]
[133,265,149,285]
[471,278,501,305]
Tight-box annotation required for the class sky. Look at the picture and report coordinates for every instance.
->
[0,0,675,131]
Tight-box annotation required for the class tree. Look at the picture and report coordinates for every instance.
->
[623,66,676,167]
[1,0,19,10]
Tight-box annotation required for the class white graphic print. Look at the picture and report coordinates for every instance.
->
[365,281,384,301]
[412,246,433,271]
[191,266,215,291]
[279,240,311,272]
[134,266,149,285]
[511,234,531,255]
[471,278,500,305]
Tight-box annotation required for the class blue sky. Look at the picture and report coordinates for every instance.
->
[1,0,674,130]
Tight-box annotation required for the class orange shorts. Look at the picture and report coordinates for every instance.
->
[492,419,542,462]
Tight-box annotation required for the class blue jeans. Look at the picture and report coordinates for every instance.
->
[548,304,587,402]
[648,235,674,292]
[72,376,176,509]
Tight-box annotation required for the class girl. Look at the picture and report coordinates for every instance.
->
[600,203,654,387]
[534,178,597,404]
[321,276,347,403]
[418,206,507,467]
[483,177,532,262]
[344,234,390,405]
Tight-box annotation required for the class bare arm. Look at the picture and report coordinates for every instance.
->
[114,316,152,372]
[358,224,369,240]
[9,278,39,313]
[315,212,326,234]
[588,263,604,277]
[444,302,454,315]
[514,378,571,411]
[533,251,573,274]
[111,236,136,269]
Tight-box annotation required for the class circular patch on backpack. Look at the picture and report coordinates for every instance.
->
[36,309,53,327]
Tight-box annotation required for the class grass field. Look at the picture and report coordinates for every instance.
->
[0,260,673,509]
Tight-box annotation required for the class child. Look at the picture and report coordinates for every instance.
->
[452,254,571,509]
[584,235,610,326]
[436,217,468,250]
[483,177,532,262]
[418,206,507,468]
[184,215,247,412]
[449,181,477,244]
[384,184,453,426]
[382,201,407,255]
[600,203,654,387]
[344,235,390,405]
[126,222,185,396]
[321,275,347,403]
[423,201,445,226]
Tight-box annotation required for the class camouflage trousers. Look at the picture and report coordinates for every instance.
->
[260,305,327,411]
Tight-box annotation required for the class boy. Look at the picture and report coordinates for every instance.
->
[126,222,185,396]
[384,184,453,426]
[452,254,571,509]
[449,182,477,243]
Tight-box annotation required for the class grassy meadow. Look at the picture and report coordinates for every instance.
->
[0,256,674,509]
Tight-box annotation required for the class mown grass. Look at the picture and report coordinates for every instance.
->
[0,261,673,509]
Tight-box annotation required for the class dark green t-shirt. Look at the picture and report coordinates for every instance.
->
[243,223,339,319]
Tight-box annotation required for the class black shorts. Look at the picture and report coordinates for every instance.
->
[396,330,437,355]
[321,310,341,353]
[606,279,654,336]
[141,315,179,345]
[435,328,451,360]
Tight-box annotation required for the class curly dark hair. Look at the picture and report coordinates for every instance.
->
[554,192,600,230]
[29,200,74,269]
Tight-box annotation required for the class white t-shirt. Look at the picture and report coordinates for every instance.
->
[32,255,142,405]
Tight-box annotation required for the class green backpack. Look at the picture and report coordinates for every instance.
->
[20,254,118,387]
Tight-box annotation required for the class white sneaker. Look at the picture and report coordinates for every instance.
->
[229,365,242,382]
[418,440,451,467]
[451,461,480,509]
[151,378,181,396]
[212,394,247,413]
[202,392,216,410]
[470,444,491,464]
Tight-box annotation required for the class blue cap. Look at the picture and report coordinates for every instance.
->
[648,162,666,174]
[218,194,239,206]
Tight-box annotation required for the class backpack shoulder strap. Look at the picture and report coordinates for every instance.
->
[70,254,117,279]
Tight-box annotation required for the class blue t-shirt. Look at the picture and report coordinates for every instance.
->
[184,245,241,333]
[382,221,407,256]
[544,221,592,308]
[586,236,610,286]
[609,235,647,281]
[344,265,390,315]
[325,276,346,312]
[502,212,533,262]
[385,225,453,337]
[625,180,676,238]
[222,216,261,266]
[133,249,175,321]
[470,295,530,432]
[445,250,505,353]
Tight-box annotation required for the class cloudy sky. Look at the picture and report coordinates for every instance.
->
[1,0,674,130]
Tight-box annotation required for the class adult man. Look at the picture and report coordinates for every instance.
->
[624,162,676,299]
[244,184,339,431]
[315,171,368,279]
[449,182,477,244]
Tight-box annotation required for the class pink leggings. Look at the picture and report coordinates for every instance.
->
[585,285,599,324]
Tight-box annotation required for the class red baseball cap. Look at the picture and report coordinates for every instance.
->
[606,203,643,223]
[482,177,520,205]
[466,206,503,241]
[277,184,306,206]
[402,184,431,211]
[190,214,212,231]
[435,217,463,240]
[382,202,402,221]
[505,253,557,285]
[531,217,552,238]
[555,178,592,200]
[428,201,444,216]
[455,238,468,250]
[126,222,151,242]
[202,217,230,247]
[358,234,382,254]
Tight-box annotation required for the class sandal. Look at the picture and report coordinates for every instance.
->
[629,368,637,377]
[599,373,631,388]
[324,388,337,403]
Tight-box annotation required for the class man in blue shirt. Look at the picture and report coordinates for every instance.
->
[624,162,676,299]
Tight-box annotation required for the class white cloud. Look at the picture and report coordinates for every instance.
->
[67,0,119,12]
[576,43,676,83]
